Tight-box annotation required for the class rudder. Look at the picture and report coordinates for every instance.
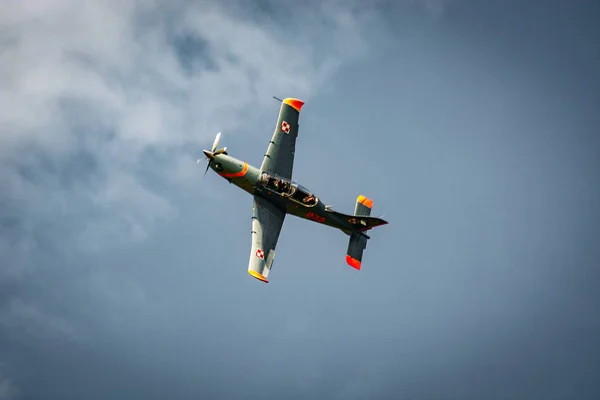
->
[355,195,373,217]
[353,194,387,231]
[346,195,372,270]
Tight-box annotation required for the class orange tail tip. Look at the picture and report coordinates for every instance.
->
[357,195,373,209]
[248,270,269,283]
[283,98,305,112]
[346,255,361,270]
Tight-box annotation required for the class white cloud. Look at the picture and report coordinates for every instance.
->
[0,0,389,343]
[0,0,447,394]
[0,0,382,260]
[0,0,445,340]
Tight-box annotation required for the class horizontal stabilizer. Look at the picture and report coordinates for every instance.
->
[346,233,368,270]
[352,195,387,230]
[335,214,388,231]
[357,216,388,231]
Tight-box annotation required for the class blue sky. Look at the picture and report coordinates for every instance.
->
[1,0,599,399]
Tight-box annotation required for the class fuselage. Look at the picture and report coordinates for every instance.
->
[207,153,356,232]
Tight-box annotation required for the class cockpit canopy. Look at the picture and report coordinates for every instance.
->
[259,172,318,207]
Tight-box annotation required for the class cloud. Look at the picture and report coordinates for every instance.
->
[0,0,382,263]
[0,368,19,400]
[0,297,81,342]
[0,0,446,387]
[0,0,394,358]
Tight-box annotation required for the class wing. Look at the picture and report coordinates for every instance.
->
[260,98,305,180]
[247,195,286,283]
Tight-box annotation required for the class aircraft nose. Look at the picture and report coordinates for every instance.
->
[203,150,215,160]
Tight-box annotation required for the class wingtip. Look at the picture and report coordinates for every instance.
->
[283,98,305,112]
[346,255,361,270]
[357,195,373,209]
[248,269,269,283]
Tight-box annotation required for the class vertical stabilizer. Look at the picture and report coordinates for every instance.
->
[354,195,373,217]
[345,195,375,269]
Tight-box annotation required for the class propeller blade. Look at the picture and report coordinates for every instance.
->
[200,150,214,177]
[211,132,222,152]
[214,146,227,156]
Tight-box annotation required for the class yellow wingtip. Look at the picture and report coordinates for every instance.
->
[283,98,305,112]
[248,270,269,283]
[357,195,373,209]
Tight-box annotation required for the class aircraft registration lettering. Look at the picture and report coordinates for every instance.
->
[306,212,325,223]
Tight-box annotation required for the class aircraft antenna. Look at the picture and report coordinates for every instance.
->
[273,96,283,103]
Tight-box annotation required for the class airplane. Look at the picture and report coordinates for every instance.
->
[200,97,388,283]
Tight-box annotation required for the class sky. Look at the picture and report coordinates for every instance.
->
[1,0,599,399]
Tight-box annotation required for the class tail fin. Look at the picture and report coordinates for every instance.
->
[351,194,388,231]
[355,195,373,217]
[345,195,387,270]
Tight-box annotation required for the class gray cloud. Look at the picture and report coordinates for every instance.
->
[0,0,397,396]
[1,0,377,258]
[0,298,81,341]
[2,0,599,399]
[0,366,19,400]
[1,0,384,307]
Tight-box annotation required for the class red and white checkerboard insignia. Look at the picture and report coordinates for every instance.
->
[281,121,290,134]
[256,249,265,259]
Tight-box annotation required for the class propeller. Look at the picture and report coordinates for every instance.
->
[197,132,228,176]
[211,131,221,153]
